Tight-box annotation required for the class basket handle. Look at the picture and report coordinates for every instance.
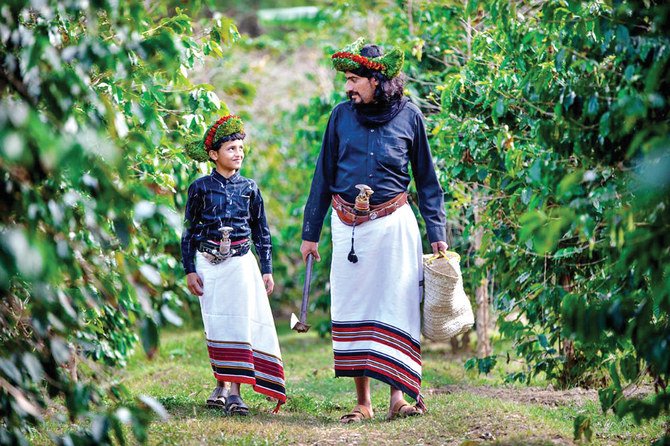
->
[425,250,459,264]
[426,252,445,262]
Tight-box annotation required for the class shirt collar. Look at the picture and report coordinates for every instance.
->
[211,169,240,183]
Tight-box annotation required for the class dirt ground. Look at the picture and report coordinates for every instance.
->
[428,384,599,407]
[429,382,654,407]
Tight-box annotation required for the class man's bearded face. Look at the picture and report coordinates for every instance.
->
[344,72,378,104]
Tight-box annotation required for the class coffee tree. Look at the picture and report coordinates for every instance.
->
[0,1,238,443]
[386,0,668,439]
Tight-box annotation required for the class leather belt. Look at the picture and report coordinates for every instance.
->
[332,192,408,226]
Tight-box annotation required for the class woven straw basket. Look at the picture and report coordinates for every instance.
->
[422,251,474,342]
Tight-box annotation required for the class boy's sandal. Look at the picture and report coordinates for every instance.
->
[225,394,250,416]
[339,404,373,423]
[206,386,228,409]
[386,399,424,421]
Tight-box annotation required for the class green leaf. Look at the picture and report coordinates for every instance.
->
[573,415,593,442]
[50,338,71,365]
[609,362,622,391]
[528,159,542,183]
[91,415,110,443]
[616,25,630,47]
[586,94,599,117]
[160,305,183,327]
[493,98,505,117]
[562,90,576,111]
[477,356,497,374]
[0,359,21,384]
[619,354,639,382]
[21,353,44,382]
[557,170,582,197]
[555,48,567,70]
[140,318,159,359]
[599,111,611,137]
[138,395,168,420]
[553,247,580,258]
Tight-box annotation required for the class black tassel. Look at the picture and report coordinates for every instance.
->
[348,222,358,263]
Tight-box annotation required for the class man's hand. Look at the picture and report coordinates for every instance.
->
[300,240,321,263]
[431,241,449,255]
[186,272,204,297]
[263,274,275,295]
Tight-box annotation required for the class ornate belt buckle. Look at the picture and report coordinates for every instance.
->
[369,211,378,220]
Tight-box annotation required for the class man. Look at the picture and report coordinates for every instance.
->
[300,37,448,422]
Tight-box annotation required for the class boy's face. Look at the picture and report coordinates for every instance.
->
[209,139,244,173]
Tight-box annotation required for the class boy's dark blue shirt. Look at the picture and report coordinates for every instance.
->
[181,169,272,275]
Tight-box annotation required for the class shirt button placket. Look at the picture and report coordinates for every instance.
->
[368,129,375,181]
[225,182,231,220]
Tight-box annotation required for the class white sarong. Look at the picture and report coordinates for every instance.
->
[330,203,424,401]
[195,251,286,405]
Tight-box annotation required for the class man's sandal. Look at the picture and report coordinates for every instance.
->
[205,386,228,409]
[225,394,250,416]
[386,399,423,421]
[339,404,373,423]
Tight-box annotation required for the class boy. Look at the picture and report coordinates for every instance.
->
[181,114,286,415]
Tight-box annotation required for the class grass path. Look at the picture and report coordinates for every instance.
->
[119,317,663,445]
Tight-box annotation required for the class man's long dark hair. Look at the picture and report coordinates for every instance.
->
[351,44,406,103]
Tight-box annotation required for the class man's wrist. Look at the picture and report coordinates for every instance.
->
[426,225,446,244]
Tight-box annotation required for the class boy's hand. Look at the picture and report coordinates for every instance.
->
[186,272,204,297]
[262,274,274,295]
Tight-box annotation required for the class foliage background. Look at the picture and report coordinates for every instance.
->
[1,0,668,444]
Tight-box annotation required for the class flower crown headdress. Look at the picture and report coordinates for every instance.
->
[185,114,244,162]
[331,37,405,79]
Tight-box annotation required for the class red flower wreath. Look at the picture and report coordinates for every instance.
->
[204,115,238,151]
[331,51,384,71]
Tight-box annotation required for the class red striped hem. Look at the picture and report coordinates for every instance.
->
[254,360,285,378]
[335,356,420,387]
[213,374,256,386]
[332,335,421,364]
[332,325,420,354]
[254,386,287,404]
[335,361,420,395]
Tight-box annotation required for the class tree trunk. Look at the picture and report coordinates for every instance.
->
[473,186,492,358]
[475,274,491,357]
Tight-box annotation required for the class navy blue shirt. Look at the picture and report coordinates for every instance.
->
[181,170,272,275]
[302,100,446,243]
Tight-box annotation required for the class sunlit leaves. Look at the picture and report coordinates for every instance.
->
[1,1,238,444]
[401,0,669,435]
